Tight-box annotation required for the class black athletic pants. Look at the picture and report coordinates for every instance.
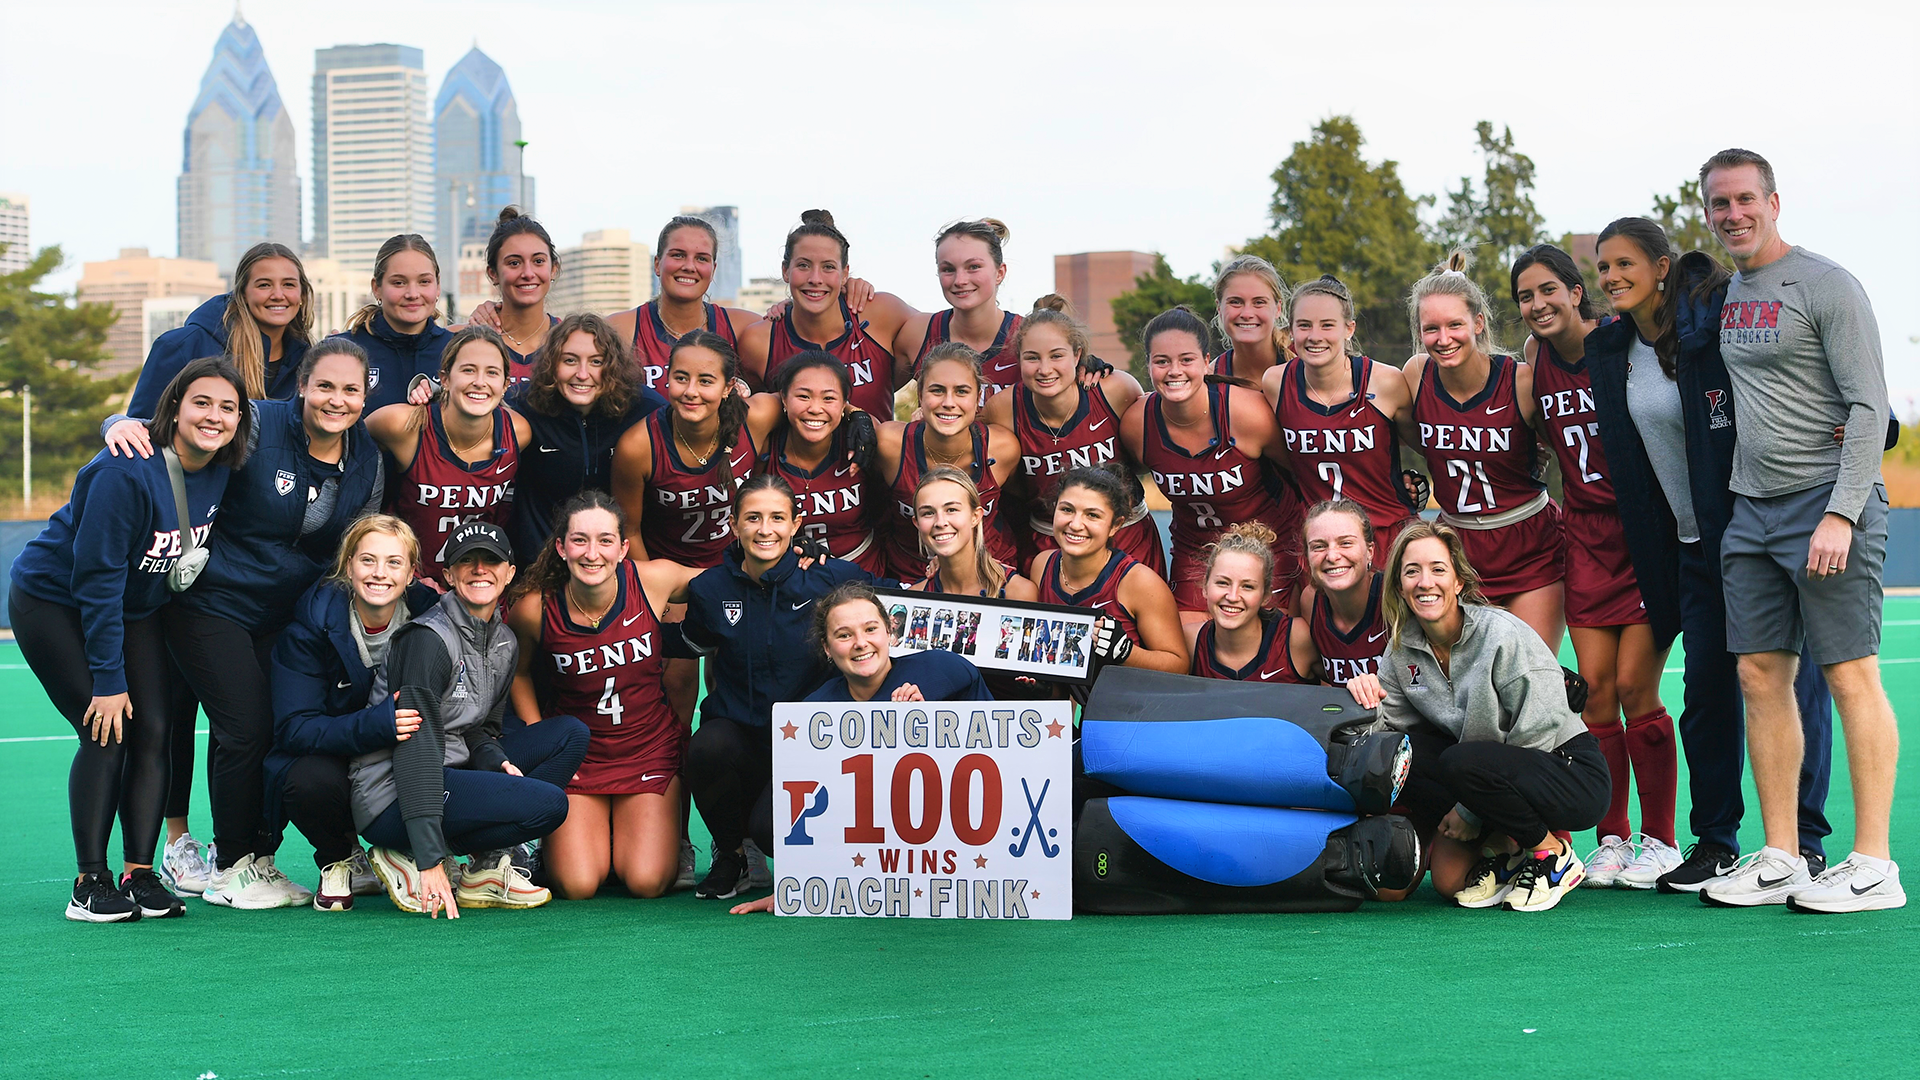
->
[283,755,359,868]
[163,674,201,821]
[683,717,773,855]
[1398,728,1610,850]
[9,591,176,876]
[162,606,279,870]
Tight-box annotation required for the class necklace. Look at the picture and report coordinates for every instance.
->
[1032,394,1078,442]
[567,582,616,627]
[501,322,546,352]
[659,302,704,339]
[675,425,719,466]
[444,414,494,462]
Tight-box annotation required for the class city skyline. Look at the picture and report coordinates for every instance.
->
[434,45,531,278]
[6,1,1916,398]
[176,11,299,275]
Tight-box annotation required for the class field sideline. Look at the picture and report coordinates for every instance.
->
[1,606,1916,1078]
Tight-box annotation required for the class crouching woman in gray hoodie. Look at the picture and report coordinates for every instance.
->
[1347,521,1609,913]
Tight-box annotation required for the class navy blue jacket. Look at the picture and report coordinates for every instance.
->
[506,382,666,562]
[673,546,883,727]
[332,313,452,413]
[263,581,420,831]
[131,295,306,416]
[181,399,385,634]
[806,649,993,703]
[10,448,228,695]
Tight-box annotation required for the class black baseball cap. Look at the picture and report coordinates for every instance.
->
[444,521,513,566]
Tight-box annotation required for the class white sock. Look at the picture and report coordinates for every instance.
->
[1758,845,1803,869]
[1849,851,1893,874]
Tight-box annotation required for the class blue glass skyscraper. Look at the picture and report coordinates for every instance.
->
[177,11,300,276]
[434,46,532,273]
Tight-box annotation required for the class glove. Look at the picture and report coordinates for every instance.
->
[1562,666,1589,714]
[843,409,878,472]
[792,534,832,563]
[1400,470,1431,511]
[1091,617,1134,665]
[1079,353,1116,379]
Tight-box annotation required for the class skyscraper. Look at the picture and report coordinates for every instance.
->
[177,12,300,276]
[76,249,226,376]
[311,44,433,286]
[435,46,531,274]
[0,192,27,274]
[681,205,740,304]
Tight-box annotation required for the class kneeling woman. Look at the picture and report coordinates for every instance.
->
[1352,521,1607,913]
[353,523,589,917]
[730,582,992,913]
[1190,521,1310,683]
[506,492,702,900]
[1031,467,1188,676]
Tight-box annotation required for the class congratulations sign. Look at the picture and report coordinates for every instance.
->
[876,587,1099,684]
[770,700,1074,920]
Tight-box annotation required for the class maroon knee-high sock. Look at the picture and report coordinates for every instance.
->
[1589,721,1631,841]
[1624,709,1678,846]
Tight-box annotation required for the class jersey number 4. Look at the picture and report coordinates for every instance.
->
[597,676,624,726]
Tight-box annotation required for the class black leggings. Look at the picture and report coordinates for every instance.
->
[162,606,278,869]
[683,717,773,855]
[284,755,359,868]
[164,673,201,821]
[10,591,177,876]
[1399,729,1611,850]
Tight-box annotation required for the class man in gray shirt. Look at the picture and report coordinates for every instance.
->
[1698,148,1904,913]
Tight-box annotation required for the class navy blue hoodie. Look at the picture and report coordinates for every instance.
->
[805,649,993,703]
[131,295,306,416]
[505,381,666,562]
[262,581,429,833]
[673,545,883,727]
[181,398,385,634]
[10,448,228,694]
[331,312,453,413]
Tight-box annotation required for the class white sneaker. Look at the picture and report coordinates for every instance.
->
[159,833,214,896]
[348,848,383,896]
[204,854,298,910]
[1617,836,1684,890]
[675,840,697,892]
[314,859,356,911]
[457,851,551,909]
[744,837,772,889]
[256,855,313,907]
[1786,855,1907,914]
[366,847,424,913]
[1700,847,1811,908]
[1583,835,1635,888]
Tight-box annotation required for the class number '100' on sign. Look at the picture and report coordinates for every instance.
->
[771,700,1074,920]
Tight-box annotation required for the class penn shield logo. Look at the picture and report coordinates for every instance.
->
[366,368,381,391]
[1705,389,1732,430]
[275,470,297,496]
[723,600,743,626]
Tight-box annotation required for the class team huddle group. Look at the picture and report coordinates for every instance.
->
[10,146,1904,923]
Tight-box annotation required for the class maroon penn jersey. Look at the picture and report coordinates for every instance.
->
[1140,384,1302,564]
[1309,572,1388,686]
[1012,382,1127,503]
[765,298,896,416]
[1275,356,1412,527]
[1531,332,1617,514]
[502,314,560,390]
[396,406,519,581]
[762,425,885,573]
[632,301,738,394]
[885,420,1018,579]
[1412,355,1545,517]
[637,411,756,567]
[916,310,1024,396]
[1191,610,1306,683]
[1037,549,1142,642]
[537,562,676,760]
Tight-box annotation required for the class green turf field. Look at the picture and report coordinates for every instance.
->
[2,605,1916,1079]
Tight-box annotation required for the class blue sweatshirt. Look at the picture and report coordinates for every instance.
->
[331,312,452,413]
[10,447,228,695]
[130,295,306,415]
[180,398,385,634]
[506,381,666,563]
[805,649,993,703]
[673,546,883,727]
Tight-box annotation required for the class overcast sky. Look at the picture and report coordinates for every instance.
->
[7,0,1918,401]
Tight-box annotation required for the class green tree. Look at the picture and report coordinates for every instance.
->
[0,245,127,505]
[1109,254,1215,377]
[1430,121,1549,347]
[1652,179,1730,269]
[1237,115,1435,363]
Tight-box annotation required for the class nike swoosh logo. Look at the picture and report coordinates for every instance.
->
[1483,404,1510,415]
[1260,669,1286,680]
[1850,880,1881,896]
[641,773,665,782]
[792,600,812,610]
[990,359,1019,373]
[1088,417,1109,432]
[622,611,644,627]
[494,464,511,474]
[1367,629,1387,642]
[537,446,559,453]
[335,679,352,689]
[1349,406,1366,418]
[1756,873,1791,889]
[1780,280,1798,286]
[834,464,853,477]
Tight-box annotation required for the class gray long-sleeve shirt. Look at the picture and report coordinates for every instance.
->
[1374,604,1586,751]
[1720,246,1887,522]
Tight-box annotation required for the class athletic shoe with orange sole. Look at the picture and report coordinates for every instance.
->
[456,851,552,909]
[367,847,425,913]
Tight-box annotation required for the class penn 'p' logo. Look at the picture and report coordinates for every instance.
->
[723,600,743,626]
[1407,663,1421,686]
[1705,389,1732,430]
[781,780,829,846]
[275,470,296,496]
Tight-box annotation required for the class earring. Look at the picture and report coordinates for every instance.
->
[1656,280,1666,292]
